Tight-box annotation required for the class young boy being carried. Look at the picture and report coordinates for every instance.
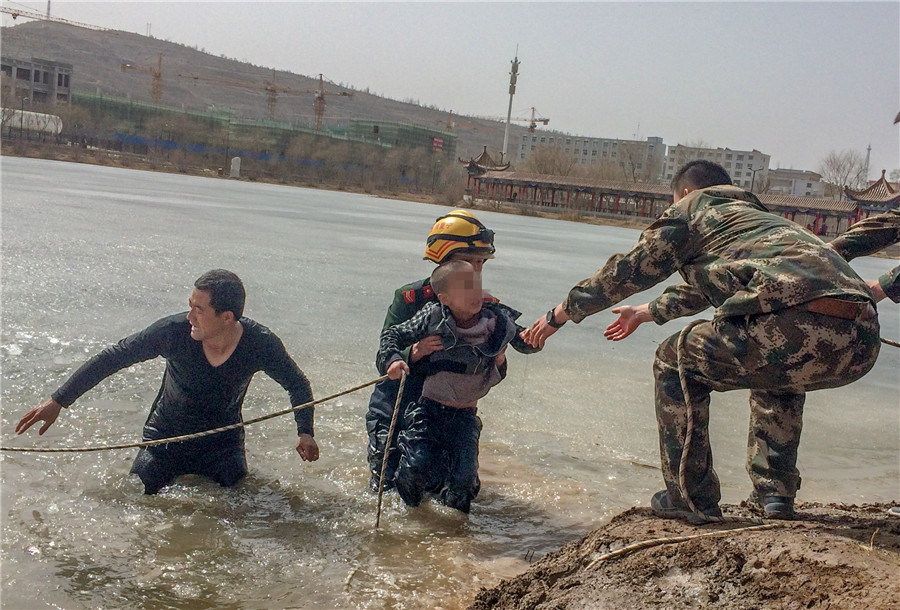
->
[378,260,540,513]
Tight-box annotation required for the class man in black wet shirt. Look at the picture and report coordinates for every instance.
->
[16,269,318,494]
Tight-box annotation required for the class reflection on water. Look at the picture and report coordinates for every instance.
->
[2,158,897,609]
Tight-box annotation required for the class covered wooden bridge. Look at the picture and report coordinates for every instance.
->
[467,171,895,238]
[467,171,673,220]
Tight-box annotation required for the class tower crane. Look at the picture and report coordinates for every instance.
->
[479,107,549,133]
[121,53,163,104]
[434,110,480,132]
[176,70,294,120]
[175,70,352,128]
[1,4,108,30]
[310,73,353,131]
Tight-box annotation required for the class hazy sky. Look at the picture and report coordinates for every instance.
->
[4,1,898,178]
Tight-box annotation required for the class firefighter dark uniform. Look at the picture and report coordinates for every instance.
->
[378,300,540,512]
[366,210,497,492]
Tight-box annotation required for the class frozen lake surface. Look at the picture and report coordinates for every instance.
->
[2,157,897,609]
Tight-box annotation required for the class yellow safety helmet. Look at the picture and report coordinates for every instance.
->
[423,210,496,264]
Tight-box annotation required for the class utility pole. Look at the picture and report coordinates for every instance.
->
[19,96,28,140]
[863,144,871,186]
[501,52,519,163]
[749,165,762,192]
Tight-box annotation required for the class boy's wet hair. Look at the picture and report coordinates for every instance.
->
[671,160,733,194]
[431,259,473,296]
[194,269,245,319]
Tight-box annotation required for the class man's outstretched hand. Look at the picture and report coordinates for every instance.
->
[604,304,652,342]
[16,398,62,436]
[524,304,568,349]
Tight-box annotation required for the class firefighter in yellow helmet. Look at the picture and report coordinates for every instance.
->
[365,210,496,492]
[422,210,496,265]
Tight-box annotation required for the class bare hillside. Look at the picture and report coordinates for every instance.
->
[2,20,526,159]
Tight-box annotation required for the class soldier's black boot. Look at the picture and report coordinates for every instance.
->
[650,490,722,524]
[748,490,795,519]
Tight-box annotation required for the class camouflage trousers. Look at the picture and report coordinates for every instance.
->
[654,304,880,508]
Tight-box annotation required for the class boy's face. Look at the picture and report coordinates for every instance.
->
[439,269,483,320]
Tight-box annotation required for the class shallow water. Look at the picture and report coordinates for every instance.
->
[1,157,897,609]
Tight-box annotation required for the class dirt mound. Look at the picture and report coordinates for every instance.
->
[470,502,899,610]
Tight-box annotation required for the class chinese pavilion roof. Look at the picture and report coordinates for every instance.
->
[459,147,510,174]
[844,170,900,206]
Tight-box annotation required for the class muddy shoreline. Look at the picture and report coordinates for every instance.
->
[469,501,899,609]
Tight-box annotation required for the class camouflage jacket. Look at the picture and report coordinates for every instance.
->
[562,185,873,324]
[828,209,900,303]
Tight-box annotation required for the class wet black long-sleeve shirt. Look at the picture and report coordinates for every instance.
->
[52,313,314,443]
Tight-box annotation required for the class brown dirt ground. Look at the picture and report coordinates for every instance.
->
[469,502,900,610]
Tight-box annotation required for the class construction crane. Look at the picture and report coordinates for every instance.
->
[176,70,352,129]
[176,70,294,120]
[1,4,108,30]
[479,107,549,133]
[310,73,353,130]
[121,52,163,104]
[435,110,479,132]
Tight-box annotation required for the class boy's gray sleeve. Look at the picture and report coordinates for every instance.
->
[494,303,541,355]
[377,304,436,374]
[510,325,541,354]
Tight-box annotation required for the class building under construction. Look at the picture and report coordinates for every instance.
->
[1,56,72,105]
[348,119,457,159]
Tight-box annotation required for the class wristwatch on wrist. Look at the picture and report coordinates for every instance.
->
[546,308,565,328]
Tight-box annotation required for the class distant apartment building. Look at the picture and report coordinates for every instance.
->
[519,132,667,182]
[0,56,72,105]
[664,145,771,190]
[767,168,826,198]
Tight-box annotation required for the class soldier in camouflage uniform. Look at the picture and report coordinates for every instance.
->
[829,209,900,303]
[829,208,900,518]
[525,160,880,520]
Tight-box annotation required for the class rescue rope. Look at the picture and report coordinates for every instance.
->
[580,322,784,568]
[588,318,787,567]
[0,376,388,453]
[584,522,780,570]
[674,322,772,525]
[674,320,718,522]
[882,337,900,349]
[375,371,406,528]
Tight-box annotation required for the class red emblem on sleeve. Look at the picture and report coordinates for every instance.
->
[403,289,415,304]
[422,285,434,299]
